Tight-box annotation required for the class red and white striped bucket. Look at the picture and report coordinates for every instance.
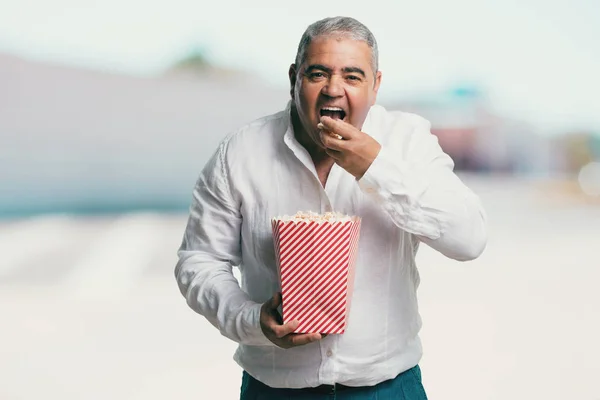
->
[271,216,361,334]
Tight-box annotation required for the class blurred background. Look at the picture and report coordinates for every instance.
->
[1,1,599,399]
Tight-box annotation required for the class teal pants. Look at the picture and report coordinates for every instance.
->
[240,365,428,399]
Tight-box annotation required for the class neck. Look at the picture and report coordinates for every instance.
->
[290,103,334,168]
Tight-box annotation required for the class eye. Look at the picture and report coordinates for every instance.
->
[346,75,361,81]
[309,72,326,80]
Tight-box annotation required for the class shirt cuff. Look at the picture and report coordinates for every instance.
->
[242,301,275,347]
[356,146,443,239]
[357,146,397,199]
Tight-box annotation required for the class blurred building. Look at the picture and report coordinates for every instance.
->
[0,53,288,217]
[551,131,600,173]
[2,55,596,217]
[382,86,555,175]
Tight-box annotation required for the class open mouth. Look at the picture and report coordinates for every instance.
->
[320,107,346,121]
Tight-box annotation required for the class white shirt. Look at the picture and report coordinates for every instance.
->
[175,102,487,388]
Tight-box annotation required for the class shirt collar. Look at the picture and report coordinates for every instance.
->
[282,102,378,174]
[282,101,318,177]
[284,101,377,145]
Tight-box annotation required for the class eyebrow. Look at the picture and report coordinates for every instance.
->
[304,64,366,78]
[341,67,366,77]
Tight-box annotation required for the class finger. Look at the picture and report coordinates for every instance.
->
[329,132,344,140]
[318,123,343,140]
[320,131,346,152]
[319,116,357,139]
[325,148,343,161]
[272,319,299,338]
[288,332,322,347]
[265,304,284,324]
[266,292,282,310]
[273,291,283,308]
[272,308,284,325]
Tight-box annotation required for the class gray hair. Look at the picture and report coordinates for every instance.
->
[294,16,379,75]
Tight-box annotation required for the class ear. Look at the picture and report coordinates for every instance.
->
[371,70,382,105]
[288,64,297,99]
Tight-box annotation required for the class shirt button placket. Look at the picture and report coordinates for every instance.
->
[322,195,333,213]
[319,340,335,385]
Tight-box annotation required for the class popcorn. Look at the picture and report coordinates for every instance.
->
[271,211,361,334]
[317,122,343,140]
[274,210,353,224]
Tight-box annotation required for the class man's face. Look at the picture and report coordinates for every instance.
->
[289,36,382,149]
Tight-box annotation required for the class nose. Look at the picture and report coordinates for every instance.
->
[321,75,344,98]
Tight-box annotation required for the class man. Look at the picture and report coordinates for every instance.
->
[175,16,487,399]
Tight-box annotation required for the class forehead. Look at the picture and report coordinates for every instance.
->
[303,36,373,70]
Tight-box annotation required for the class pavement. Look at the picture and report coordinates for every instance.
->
[1,174,599,400]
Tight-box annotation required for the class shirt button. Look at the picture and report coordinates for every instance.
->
[326,349,333,357]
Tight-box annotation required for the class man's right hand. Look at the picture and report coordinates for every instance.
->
[260,292,324,349]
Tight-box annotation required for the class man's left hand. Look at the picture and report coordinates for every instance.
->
[318,116,381,180]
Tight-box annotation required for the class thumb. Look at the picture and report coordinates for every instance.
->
[267,292,282,309]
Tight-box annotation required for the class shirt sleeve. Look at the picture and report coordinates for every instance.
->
[357,114,487,261]
[174,138,273,346]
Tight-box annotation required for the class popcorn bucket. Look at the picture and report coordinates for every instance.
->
[271,212,361,334]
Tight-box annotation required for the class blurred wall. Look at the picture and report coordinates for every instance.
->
[0,54,288,217]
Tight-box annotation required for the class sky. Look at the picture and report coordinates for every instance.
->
[1,0,599,134]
